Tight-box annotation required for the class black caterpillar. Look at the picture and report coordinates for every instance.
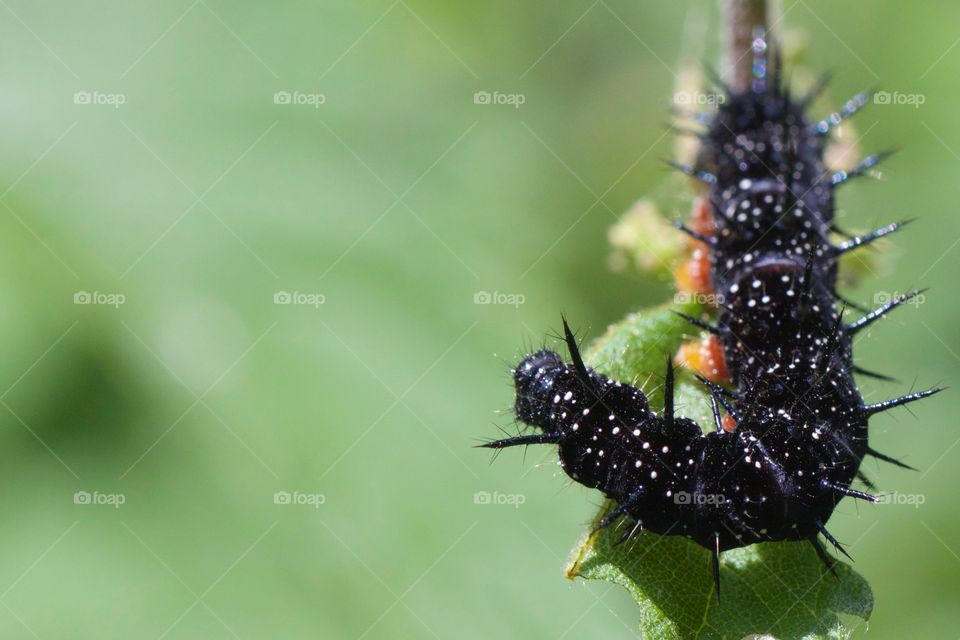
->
[483,35,942,596]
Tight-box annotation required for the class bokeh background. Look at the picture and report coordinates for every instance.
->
[0,0,956,637]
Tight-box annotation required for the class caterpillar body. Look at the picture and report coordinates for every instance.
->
[482,35,942,595]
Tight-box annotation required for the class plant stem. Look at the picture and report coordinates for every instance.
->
[719,0,769,92]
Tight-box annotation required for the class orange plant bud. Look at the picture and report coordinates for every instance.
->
[722,415,737,433]
[674,334,730,384]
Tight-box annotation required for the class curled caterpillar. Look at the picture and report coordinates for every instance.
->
[483,34,943,597]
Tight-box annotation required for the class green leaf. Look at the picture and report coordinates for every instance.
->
[564,302,873,640]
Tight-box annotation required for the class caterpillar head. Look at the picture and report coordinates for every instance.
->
[513,350,566,430]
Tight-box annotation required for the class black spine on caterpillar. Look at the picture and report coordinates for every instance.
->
[484,33,943,595]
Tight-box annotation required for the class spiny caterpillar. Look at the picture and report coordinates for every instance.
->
[482,33,942,597]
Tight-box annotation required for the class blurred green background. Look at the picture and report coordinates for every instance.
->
[0,0,956,637]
